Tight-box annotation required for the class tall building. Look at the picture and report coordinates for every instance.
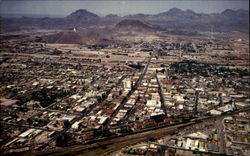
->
[123,78,132,92]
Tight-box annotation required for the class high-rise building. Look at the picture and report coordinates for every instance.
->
[123,78,132,91]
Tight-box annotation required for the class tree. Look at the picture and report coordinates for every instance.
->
[56,133,70,147]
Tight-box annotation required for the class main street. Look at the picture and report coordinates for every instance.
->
[156,74,168,117]
[107,54,152,126]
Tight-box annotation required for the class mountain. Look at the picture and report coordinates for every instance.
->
[116,19,159,31]
[125,13,151,19]
[125,8,249,32]
[157,8,184,16]
[44,28,114,45]
[1,8,249,33]
[66,9,99,20]
[222,9,237,16]
[104,14,119,19]
[116,19,150,29]
[222,9,249,18]
[101,14,120,25]
[65,9,100,27]
[45,31,83,44]
[236,9,249,17]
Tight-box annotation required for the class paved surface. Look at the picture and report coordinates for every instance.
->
[156,74,167,117]
[217,117,226,154]
[24,108,250,156]
[107,55,152,126]
[28,121,196,156]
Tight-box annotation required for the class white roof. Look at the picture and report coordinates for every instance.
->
[97,116,108,125]
[70,94,82,100]
[186,132,209,140]
[62,115,75,122]
[209,109,222,115]
[72,121,81,129]
[218,104,233,112]
[19,129,36,138]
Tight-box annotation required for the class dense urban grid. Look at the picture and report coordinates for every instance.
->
[1,29,249,155]
[0,7,249,156]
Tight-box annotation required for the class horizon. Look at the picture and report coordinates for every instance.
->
[0,7,249,18]
[0,0,249,17]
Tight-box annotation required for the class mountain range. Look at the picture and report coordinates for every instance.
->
[1,8,249,33]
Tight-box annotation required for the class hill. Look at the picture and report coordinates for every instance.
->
[1,8,249,33]
[66,9,99,20]
[65,9,100,26]
[125,8,249,32]
[44,28,114,45]
[116,19,159,31]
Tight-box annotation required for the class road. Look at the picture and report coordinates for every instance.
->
[194,90,199,113]
[20,107,250,156]
[38,75,127,149]
[28,121,196,156]
[156,74,168,117]
[107,55,152,126]
[217,117,226,154]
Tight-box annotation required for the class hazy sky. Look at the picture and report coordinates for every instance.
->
[0,0,249,17]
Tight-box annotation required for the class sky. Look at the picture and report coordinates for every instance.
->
[0,0,249,17]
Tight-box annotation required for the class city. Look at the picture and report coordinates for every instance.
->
[0,1,249,156]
